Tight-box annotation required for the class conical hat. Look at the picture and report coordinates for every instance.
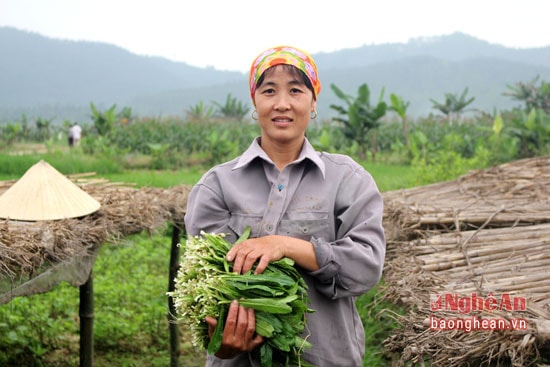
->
[0,160,101,221]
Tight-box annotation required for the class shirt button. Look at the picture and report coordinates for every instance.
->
[266,224,273,232]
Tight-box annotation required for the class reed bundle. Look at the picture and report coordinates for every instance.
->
[381,156,550,366]
[384,157,550,241]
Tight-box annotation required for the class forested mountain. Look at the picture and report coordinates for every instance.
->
[1,26,549,122]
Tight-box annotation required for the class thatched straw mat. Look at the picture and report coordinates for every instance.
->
[0,160,100,221]
[0,166,191,304]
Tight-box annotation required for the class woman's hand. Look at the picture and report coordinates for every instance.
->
[227,235,319,274]
[205,300,264,359]
[226,236,286,274]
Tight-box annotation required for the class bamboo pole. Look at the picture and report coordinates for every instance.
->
[168,223,182,367]
[434,258,550,278]
[420,244,548,271]
[413,223,550,246]
[79,272,94,367]
[418,241,549,265]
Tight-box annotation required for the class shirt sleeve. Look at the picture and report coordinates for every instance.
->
[308,167,386,300]
[184,171,232,237]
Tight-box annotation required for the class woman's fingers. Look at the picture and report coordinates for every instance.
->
[205,316,217,338]
[244,306,264,349]
[222,300,262,350]
[207,300,262,359]
[227,237,285,274]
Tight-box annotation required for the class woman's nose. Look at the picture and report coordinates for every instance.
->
[274,93,291,111]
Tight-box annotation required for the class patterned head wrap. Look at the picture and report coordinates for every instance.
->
[249,45,321,103]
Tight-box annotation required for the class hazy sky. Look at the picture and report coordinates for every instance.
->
[1,0,549,72]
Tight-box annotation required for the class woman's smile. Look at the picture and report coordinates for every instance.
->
[272,115,293,127]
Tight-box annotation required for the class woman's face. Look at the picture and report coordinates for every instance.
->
[254,65,316,146]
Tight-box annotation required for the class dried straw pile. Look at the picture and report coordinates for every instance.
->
[0,175,191,284]
[381,156,550,366]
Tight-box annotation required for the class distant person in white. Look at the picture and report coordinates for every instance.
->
[68,123,82,147]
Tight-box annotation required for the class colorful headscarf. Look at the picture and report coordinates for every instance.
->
[249,45,321,103]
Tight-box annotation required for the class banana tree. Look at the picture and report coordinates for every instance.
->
[213,93,250,122]
[35,117,53,141]
[90,102,117,136]
[330,83,387,161]
[389,93,411,159]
[430,87,475,123]
[185,101,214,122]
[504,75,550,113]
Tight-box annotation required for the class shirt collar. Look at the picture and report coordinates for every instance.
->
[233,137,326,179]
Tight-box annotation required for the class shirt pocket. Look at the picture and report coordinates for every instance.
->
[228,213,264,240]
[279,211,331,241]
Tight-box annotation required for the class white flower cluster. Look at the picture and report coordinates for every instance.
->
[169,232,228,348]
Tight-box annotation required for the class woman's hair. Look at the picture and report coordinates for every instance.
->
[255,64,315,98]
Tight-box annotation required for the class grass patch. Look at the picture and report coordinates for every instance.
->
[0,228,207,367]
[357,282,404,366]
[0,152,206,187]
[99,167,206,188]
[363,162,417,192]
[0,152,122,177]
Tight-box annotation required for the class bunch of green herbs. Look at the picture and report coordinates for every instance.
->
[169,229,313,367]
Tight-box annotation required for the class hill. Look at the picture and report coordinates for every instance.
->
[1,27,549,123]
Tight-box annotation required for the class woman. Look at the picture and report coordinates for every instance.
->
[184,45,386,366]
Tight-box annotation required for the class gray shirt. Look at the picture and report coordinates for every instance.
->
[184,137,386,367]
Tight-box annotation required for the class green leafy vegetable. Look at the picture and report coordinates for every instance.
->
[168,228,314,366]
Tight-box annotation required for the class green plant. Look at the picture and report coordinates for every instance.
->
[0,280,79,366]
[357,282,405,367]
[118,106,134,124]
[0,122,21,146]
[505,108,550,158]
[430,87,475,123]
[170,230,313,367]
[213,93,250,122]
[90,102,117,136]
[146,142,171,170]
[35,117,54,142]
[0,230,177,367]
[389,93,412,160]
[411,145,490,185]
[205,128,239,165]
[330,83,387,161]
[475,113,518,165]
[504,75,550,113]
[185,101,215,122]
[92,235,170,350]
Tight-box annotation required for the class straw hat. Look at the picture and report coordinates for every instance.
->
[0,160,101,221]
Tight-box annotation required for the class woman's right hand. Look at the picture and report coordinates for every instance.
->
[205,300,264,359]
